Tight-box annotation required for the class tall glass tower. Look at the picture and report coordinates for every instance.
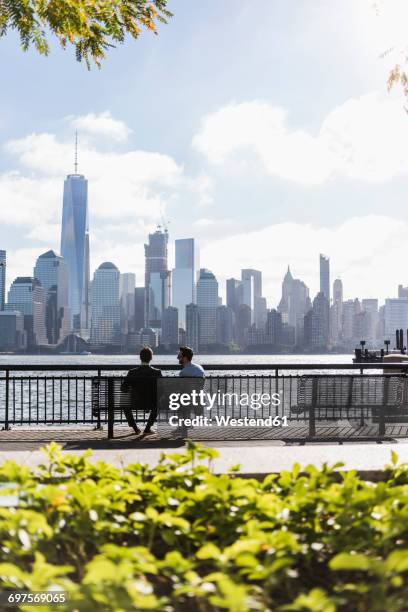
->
[0,250,6,311]
[34,250,70,345]
[172,238,199,329]
[60,136,90,335]
[319,254,330,304]
[90,262,121,346]
[144,227,170,328]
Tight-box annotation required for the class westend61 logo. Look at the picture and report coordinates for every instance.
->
[164,390,289,428]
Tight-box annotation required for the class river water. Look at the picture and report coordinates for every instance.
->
[0,353,353,369]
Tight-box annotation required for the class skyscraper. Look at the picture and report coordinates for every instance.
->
[361,298,379,343]
[330,278,343,344]
[342,299,361,344]
[384,298,408,343]
[303,292,330,349]
[90,262,121,346]
[134,287,145,331]
[186,303,199,351]
[6,277,47,348]
[172,238,199,329]
[241,269,262,325]
[144,227,170,327]
[319,254,330,304]
[197,268,218,347]
[0,250,5,310]
[34,250,70,345]
[0,311,26,350]
[60,139,90,335]
[161,306,179,346]
[226,278,242,314]
[120,273,136,334]
[216,305,234,345]
[265,309,283,346]
[278,267,311,344]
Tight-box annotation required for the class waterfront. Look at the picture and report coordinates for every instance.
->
[0,353,352,370]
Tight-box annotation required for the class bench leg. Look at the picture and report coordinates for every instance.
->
[108,407,114,439]
[378,405,386,438]
[308,405,316,438]
[107,378,115,439]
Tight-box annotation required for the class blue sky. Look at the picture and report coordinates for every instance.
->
[1,0,408,303]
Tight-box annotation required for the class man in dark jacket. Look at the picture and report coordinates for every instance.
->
[121,346,162,436]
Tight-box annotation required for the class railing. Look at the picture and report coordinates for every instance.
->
[1,363,408,440]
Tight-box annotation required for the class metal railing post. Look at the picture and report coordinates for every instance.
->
[308,377,317,438]
[95,368,102,430]
[107,377,114,439]
[2,370,10,431]
[379,376,388,438]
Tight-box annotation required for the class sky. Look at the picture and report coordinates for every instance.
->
[1,0,408,305]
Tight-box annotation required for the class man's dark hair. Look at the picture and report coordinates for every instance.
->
[179,346,193,361]
[140,346,153,362]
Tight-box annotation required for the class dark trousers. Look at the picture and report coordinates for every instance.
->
[124,405,157,430]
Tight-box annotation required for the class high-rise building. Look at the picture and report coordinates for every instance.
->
[361,299,379,343]
[242,269,262,296]
[398,285,408,298]
[254,296,267,329]
[342,298,361,344]
[161,306,179,347]
[197,269,218,347]
[304,292,330,349]
[34,250,70,345]
[90,262,121,346]
[186,303,199,351]
[278,267,311,344]
[172,238,199,329]
[144,227,170,327]
[120,273,136,334]
[226,278,242,313]
[0,311,26,351]
[134,287,145,331]
[235,303,252,347]
[60,143,90,335]
[265,309,283,345]
[216,305,234,345]
[6,277,47,348]
[384,298,408,343]
[319,254,330,304]
[241,269,262,325]
[330,278,343,344]
[0,250,6,310]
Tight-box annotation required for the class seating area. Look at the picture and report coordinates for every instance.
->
[290,374,408,436]
[91,374,408,440]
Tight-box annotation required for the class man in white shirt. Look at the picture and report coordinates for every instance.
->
[177,346,205,378]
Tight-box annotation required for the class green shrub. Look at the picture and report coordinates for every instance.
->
[0,442,407,611]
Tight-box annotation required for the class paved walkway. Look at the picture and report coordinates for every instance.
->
[0,426,408,475]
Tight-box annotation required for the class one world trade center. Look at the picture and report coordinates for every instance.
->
[60,136,90,336]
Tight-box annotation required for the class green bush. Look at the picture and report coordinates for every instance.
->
[0,443,408,611]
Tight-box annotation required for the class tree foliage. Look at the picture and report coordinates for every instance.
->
[0,0,172,67]
[388,62,408,106]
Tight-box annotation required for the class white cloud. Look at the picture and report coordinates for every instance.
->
[0,114,214,288]
[201,215,406,304]
[68,111,132,142]
[193,92,408,184]
[2,125,212,226]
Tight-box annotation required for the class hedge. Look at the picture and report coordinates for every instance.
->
[0,442,408,611]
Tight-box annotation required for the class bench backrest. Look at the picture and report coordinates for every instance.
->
[297,375,408,408]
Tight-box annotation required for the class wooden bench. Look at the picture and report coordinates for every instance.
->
[92,377,155,439]
[290,374,408,437]
[91,376,205,439]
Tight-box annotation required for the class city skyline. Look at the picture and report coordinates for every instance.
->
[2,2,408,303]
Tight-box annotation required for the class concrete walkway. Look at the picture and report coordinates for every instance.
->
[1,437,408,476]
